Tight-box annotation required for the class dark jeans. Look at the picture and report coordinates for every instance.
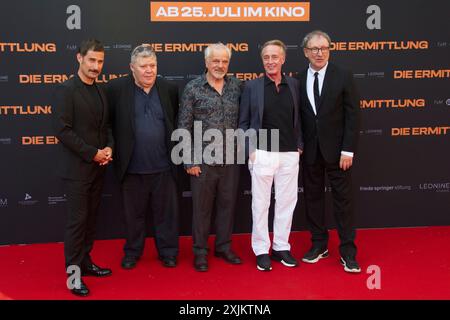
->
[190,165,240,255]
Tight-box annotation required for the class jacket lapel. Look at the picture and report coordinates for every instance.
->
[155,78,173,131]
[125,76,136,134]
[317,64,334,114]
[257,77,264,125]
[286,77,299,127]
[300,70,315,115]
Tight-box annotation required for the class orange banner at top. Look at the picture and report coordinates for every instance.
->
[150,2,310,22]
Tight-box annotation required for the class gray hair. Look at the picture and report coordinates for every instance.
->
[260,39,287,58]
[301,30,332,48]
[130,44,157,64]
[204,42,232,60]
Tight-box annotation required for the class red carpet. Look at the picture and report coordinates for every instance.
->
[1,226,450,300]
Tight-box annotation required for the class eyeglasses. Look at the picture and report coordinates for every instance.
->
[306,47,330,54]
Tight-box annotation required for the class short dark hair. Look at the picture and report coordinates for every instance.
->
[78,39,104,56]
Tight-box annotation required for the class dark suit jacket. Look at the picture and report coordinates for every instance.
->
[298,63,360,165]
[106,75,179,182]
[53,75,114,181]
[238,75,303,157]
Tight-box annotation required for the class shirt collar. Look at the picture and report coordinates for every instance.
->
[308,62,328,77]
[134,82,155,96]
[264,74,287,86]
[201,72,230,88]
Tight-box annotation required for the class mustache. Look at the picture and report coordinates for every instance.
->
[89,69,100,73]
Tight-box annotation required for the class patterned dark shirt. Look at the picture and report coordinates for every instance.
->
[178,74,242,166]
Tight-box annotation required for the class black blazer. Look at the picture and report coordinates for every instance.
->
[298,63,360,165]
[239,75,303,157]
[106,75,179,182]
[52,75,114,181]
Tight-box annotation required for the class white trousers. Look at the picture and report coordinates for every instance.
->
[249,149,299,256]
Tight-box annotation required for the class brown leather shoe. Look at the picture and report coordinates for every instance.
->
[214,250,242,264]
[194,255,208,272]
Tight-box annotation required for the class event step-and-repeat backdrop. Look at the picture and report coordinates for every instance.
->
[0,1,449,244]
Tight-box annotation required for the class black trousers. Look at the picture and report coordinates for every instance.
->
[190,164,240,255]
[302,147,357,257]
[63,169,105,269]
[121,171,179,258]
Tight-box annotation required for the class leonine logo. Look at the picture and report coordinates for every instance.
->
[419,182,450,192]
[0,42,56,53]
[19,193,38,206]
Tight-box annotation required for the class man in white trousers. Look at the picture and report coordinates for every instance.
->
[239,40,303,271]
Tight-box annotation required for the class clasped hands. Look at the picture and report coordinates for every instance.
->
[93,147,113,166]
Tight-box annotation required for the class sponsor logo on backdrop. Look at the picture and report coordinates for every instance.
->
[0,138,12,145]
[66,44,77,51]
[394,69,450,79]
[163,75,185,81]
[0,105,52,116]
[360,185,412,192]
[353,72,385,79]
[419,182,450,193]
[19,193,38,206]
[360,99,425,109]
[48,195,67,205]
[182,191,192,198]
[0,75,8,82]
[433,99,450,106]
[18,74,128,84]
[360,129,383,136]
[391,126,450,136]
[111,44,132,51]
[0,198,7,208]
[0,42,56,53]
[331,41,428,51]
[21,136,59,145]
[150,2,310,22]
[146,42,248,53]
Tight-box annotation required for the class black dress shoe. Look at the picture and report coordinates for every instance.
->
[159,256,177,268]
[121,256,139,269]
[69,278,89,297]
[214,250,242,264]
[194,255,208,272]
[82,263,112,277]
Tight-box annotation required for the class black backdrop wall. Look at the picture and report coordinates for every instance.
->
[1,0,449,245]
